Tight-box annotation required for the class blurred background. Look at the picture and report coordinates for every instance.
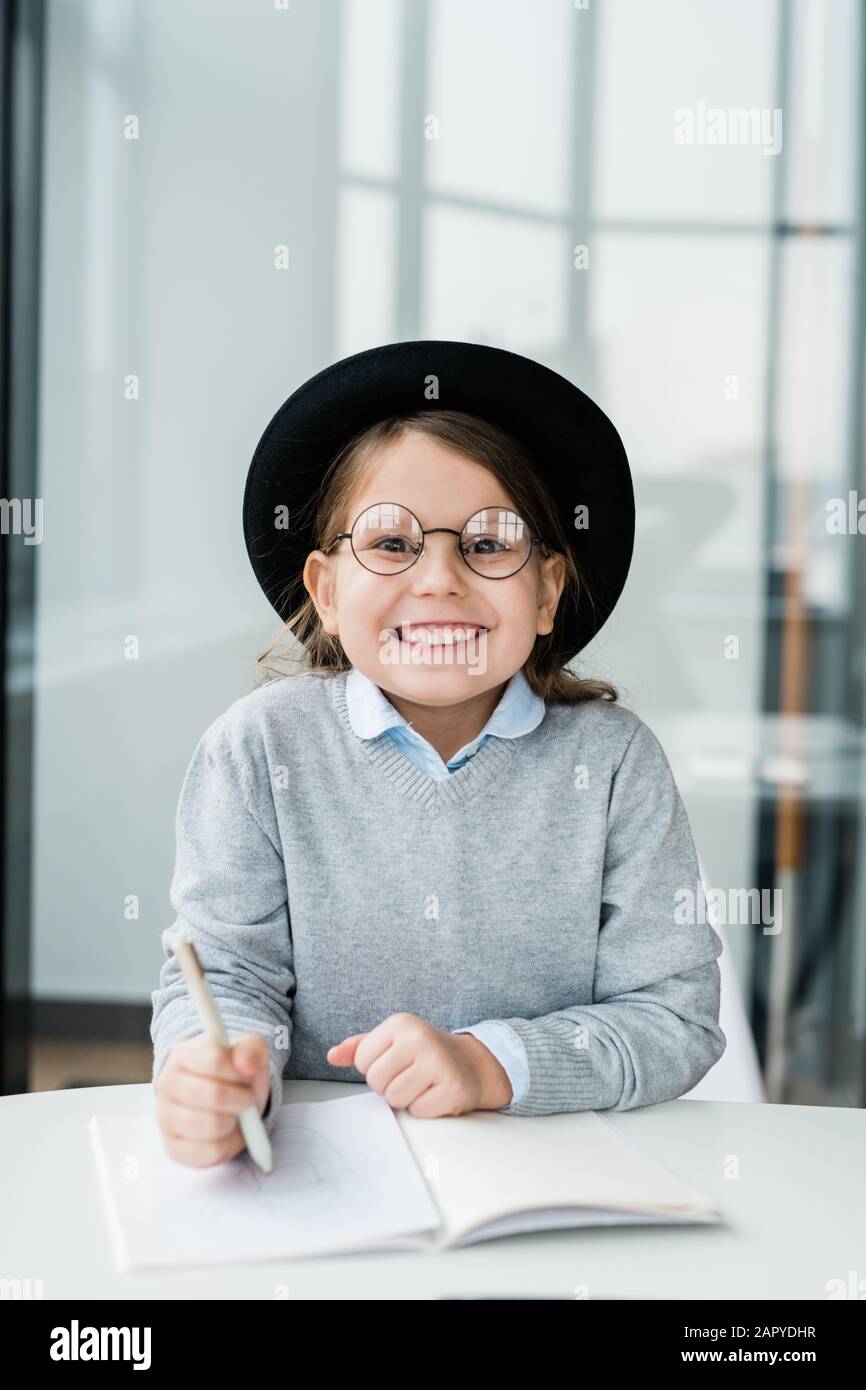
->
[1,0,864,1108]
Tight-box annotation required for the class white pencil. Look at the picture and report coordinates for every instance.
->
[167,929,273,1174]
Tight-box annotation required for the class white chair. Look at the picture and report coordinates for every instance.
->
[680,856,766,1102]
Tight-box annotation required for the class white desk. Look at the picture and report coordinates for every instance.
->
[2,1080,863,1300]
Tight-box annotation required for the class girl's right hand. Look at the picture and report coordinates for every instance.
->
[155,1033,272,1168]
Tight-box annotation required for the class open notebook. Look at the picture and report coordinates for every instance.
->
[89,1091,721,1271]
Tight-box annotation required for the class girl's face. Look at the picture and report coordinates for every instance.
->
[304,431,566,709]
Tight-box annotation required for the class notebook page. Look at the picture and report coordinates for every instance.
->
[459,1207,706,1245]
[89,1091,441,1270]
[394,1106,720,1246]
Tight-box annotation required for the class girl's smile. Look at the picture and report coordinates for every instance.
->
[393,622,489,646]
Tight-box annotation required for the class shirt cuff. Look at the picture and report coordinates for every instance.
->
[452,1020,530,1108]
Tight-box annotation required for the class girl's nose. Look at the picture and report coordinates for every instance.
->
[408,536,471,588]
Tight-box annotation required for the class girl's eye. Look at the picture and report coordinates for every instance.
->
[464,536,508,555]
[370,536,417,554]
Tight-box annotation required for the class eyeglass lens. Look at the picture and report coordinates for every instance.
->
[350,504,531,577]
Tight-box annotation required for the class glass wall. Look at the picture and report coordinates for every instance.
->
[7,0,865,1108]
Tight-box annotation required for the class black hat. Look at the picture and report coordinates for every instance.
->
[243,339,634,664]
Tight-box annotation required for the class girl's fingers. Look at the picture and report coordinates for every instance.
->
[173,1035,248,1082]
[158,1094,239,1143]
[363,1036,416,1091]
[171,1066,257,1116]
[377,1059,428,1110]
[327,1033,366,1064]
[403,1080,444,1119]
[162,1126,245,1169]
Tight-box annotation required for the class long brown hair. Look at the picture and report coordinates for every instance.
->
[255,410,618,705]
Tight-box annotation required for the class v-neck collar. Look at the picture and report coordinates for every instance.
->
[331,671,520,812]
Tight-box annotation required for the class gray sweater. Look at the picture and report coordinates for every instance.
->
[150,671,726,1127]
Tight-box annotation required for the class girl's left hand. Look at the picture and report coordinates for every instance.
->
[326,1012,513,1117]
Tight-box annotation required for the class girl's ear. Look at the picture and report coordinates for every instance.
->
[536,551,566,636]
[303,550,340,635]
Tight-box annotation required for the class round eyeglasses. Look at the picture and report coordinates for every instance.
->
[327,503,549,579]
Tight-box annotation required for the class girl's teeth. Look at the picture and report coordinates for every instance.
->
[401,626,484,644]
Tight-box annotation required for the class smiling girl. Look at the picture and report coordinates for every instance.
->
[151,340,725,1169]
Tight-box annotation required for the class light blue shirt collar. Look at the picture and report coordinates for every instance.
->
[345,663,545,775]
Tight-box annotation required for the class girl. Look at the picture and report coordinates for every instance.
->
[151,339,725,1169]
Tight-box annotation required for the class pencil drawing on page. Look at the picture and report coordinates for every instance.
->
[230,1118,379,1207]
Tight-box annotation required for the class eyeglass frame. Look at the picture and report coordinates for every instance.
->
[326,502,551,580]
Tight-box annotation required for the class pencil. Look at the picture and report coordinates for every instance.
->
[167,928,273,1174]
